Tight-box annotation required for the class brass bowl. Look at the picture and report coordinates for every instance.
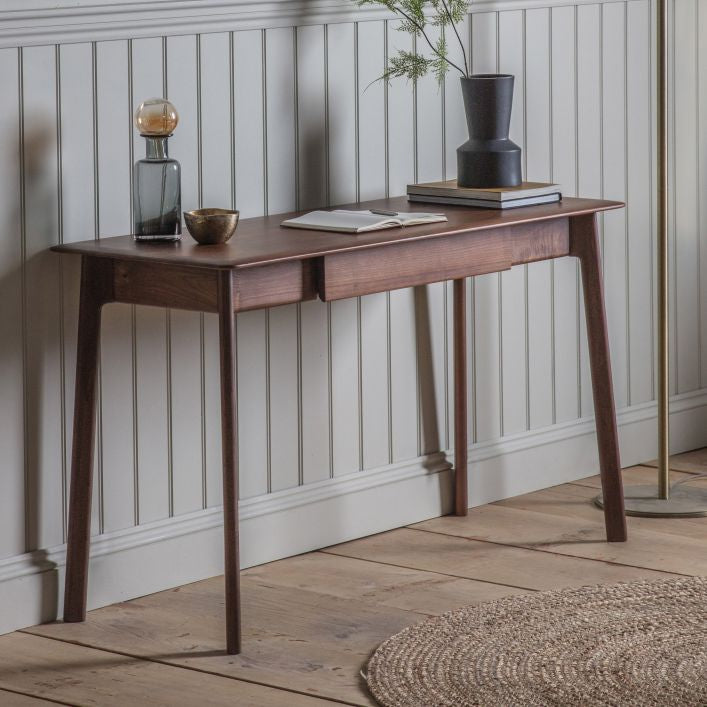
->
[184,208,239,245]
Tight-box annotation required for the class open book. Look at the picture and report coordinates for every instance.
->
[281,209,447,234]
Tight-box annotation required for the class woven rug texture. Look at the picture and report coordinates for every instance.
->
[366,576,707,707]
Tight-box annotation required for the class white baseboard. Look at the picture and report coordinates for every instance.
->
[2,388,706,636]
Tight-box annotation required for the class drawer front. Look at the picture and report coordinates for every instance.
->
[318,227,513,301]
[113,259,317,314]
[233,260,317,312]
[114,260,219,312]
[511,218,570,265]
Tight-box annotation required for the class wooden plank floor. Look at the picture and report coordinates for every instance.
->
[3,452,705,706]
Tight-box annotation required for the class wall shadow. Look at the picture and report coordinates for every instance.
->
[414,285,453,512]
[414,286,440,457]
[1,115,61,621]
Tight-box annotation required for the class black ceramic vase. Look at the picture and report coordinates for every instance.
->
[457,74,522,188]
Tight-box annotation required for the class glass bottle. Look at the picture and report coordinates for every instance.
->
[133,98,181,241]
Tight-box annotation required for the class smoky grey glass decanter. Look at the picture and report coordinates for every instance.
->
[133,98,181,241]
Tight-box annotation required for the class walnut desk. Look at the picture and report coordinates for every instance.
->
[53,195,628,655]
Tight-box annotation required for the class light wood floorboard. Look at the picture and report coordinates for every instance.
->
[8,451,707,705]
[0,633,334,707]
[643,447,707,474]
[0,688,63,706]
[503,474,707,539]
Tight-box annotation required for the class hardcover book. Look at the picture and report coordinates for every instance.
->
[407,179,561,201]
[408,193,562,209]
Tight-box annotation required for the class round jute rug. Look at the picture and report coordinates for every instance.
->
[365,576,707,706]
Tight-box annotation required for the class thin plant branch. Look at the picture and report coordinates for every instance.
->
[355,0,469,82]
[439,0,469,76]
[390,4,467,77]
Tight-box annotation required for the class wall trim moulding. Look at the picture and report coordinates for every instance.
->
[1,0,629,49]
[2,386,706,636]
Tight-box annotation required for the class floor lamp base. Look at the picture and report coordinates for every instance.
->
[594,484,707,518]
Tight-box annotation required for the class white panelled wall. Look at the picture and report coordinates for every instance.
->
[1,0,707,634]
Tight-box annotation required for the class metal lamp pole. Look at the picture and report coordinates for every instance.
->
[596,0,707,517]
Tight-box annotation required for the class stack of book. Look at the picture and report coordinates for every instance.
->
[407,180,562,209]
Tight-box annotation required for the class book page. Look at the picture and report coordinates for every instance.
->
[393,211,446,225]
[335,210,445,226]
[284,210,393,231]
[282,209,447,232]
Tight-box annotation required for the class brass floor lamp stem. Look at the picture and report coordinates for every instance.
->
[657,0,669,500]
[594,0,707,517]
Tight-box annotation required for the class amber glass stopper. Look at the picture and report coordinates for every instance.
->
[134,98,179,137]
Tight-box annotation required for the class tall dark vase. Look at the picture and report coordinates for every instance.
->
[457,74,522,188]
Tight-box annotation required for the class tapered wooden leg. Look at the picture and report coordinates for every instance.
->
[64,257,112,622]
[571,215,627,542]
[218,270,241,654]
[453,278,468,517]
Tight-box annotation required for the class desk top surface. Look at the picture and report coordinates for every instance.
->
[52,195,623,269]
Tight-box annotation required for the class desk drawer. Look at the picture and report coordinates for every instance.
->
[318,227,512,301]
[233,260,317,312]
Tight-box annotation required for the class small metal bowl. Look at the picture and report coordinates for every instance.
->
[184,208,239,245]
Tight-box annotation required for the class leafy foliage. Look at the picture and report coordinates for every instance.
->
[383,51,432,82]
[356,0,469,84]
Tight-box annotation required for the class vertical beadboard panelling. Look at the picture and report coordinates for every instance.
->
[297,25,327,211]
[415,23,444,182]
[498,10,528,436]
[443,20,470,451]
[387,20,418,462]
[199,32,232,508]
[95,40,135,533]
[166,33,204,516]
[626,0,654,405]
[575,3,602,419]
[415,22,447,454]
[444,16,469,181]
[699,1,707,390]
[266,26,300,491]
[417,278,447,455]
[233,29,268,499]
[93,45,133,530]
[329,294,361,476]
[297,24,331,483]
[58,42,96,539]
[327,21,360,476]
[386,20,416,195]
[265,27,297,214]
[443,18,469,451]
[298,296,331,482]
[357,20,387,202]
[327,22,357,206]
[601,2,629,410]
[0,47,25,558]
[232,30,266,214]
[673,0,700,394]
[471,12,502,443]
[130,36,170,524]
[550,6,580,424]
[524,8,554,430]
[357,20,390,468]
[22,44,64,549]
[389,282,419,462]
